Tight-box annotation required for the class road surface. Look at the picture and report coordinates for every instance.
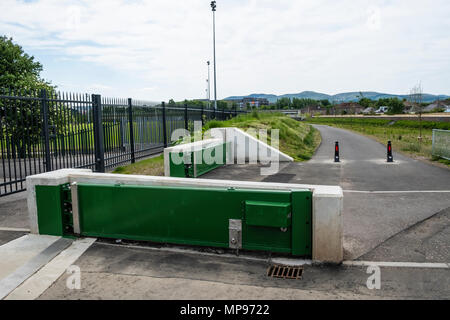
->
[202,125,450,261]
[0,125,449,299]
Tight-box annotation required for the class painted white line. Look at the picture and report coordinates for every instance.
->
[5,237,96,300]
[344,190,450,194]
[0,227,31,232]
[343,261,449,269]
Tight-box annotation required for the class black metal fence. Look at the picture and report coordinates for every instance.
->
[0,88,245,197]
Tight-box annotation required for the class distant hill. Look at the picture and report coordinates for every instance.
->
[224,91,449,104]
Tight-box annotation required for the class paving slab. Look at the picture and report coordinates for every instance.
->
[37,243,450,300]
[0,234,61,280]
[0,230,28,246]
[0,192,29,229]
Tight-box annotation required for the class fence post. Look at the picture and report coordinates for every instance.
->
[201,105,204,126]
[162,102,168,148]
[184,103,188,131]
[128,98,136,164]
[92,94,105,172]
[40,89,52,172]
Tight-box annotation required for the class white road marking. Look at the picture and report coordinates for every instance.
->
[343,261,449,269]
[5,237,96,300]
[344,190,450,194]
[0,227,31,232]
[306,159,406,165]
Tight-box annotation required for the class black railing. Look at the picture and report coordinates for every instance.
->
[0,88,245,197]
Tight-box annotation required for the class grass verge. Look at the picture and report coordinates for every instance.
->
[113,154,164,176]
[204,112,321,161]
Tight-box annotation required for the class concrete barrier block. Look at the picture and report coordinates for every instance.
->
[26,169,92,234]
[28,169,343,263]
[163,138,223,177]
[312,188,344,264]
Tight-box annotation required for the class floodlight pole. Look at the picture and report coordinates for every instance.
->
[211,1,218,111]
[207,61,211,109]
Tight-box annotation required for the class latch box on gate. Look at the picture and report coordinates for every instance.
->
[245,201,291,228]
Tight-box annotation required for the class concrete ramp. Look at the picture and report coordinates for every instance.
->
[0,235,72,299]
[0,234,61,280]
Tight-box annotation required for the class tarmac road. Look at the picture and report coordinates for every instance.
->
[0,125,449,300]
[202,125,450,260]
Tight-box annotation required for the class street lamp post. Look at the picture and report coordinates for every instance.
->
[211,1,217,111]
[207,61,211,109]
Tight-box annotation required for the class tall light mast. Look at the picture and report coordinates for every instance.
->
[210,1,218,111]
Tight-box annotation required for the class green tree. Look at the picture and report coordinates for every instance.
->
[0,36,55,157]
[320,99,331,107]
[386,98,404,114]
[358,98,373,109]
[0,36,52,90]
[276,97,291,109]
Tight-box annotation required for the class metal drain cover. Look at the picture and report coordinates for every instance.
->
[267,264,303,280]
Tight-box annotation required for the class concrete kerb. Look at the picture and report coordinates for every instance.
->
[27,169,343,264]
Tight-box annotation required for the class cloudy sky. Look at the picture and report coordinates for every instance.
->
[1,0,449,101]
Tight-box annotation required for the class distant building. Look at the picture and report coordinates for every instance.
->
[404,100,450,114]
[228,98,270,109]
[334,102,363,114]
[423,101,450,113]
[362,107,375,114]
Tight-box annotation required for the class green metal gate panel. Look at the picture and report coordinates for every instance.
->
[35,185,64,236]
[169,142,228,178]
[35,183,312,256]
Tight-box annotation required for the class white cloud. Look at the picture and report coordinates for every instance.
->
[0,0,449,100]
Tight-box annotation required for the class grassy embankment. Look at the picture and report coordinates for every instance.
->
[113,112,321,175]
[307,117,450,164]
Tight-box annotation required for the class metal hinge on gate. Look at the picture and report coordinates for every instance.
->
[70,182,81,235]
[61,182,80,236]
[229,219,242,250]
[61,183,74,235]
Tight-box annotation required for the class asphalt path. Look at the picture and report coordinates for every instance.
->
[0,125,449,299]
[203,125,450,260]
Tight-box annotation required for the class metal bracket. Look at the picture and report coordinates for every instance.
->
[70,182,81,235]
[229,219,242,249]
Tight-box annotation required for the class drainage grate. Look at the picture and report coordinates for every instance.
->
[267,264,303,280]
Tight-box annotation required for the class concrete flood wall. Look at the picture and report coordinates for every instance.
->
[210,127,294,164]
[163,127,294,177]
[27,169,343,264]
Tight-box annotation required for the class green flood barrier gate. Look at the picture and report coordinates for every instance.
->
[168,141,229,178]
[35,182,312,256]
